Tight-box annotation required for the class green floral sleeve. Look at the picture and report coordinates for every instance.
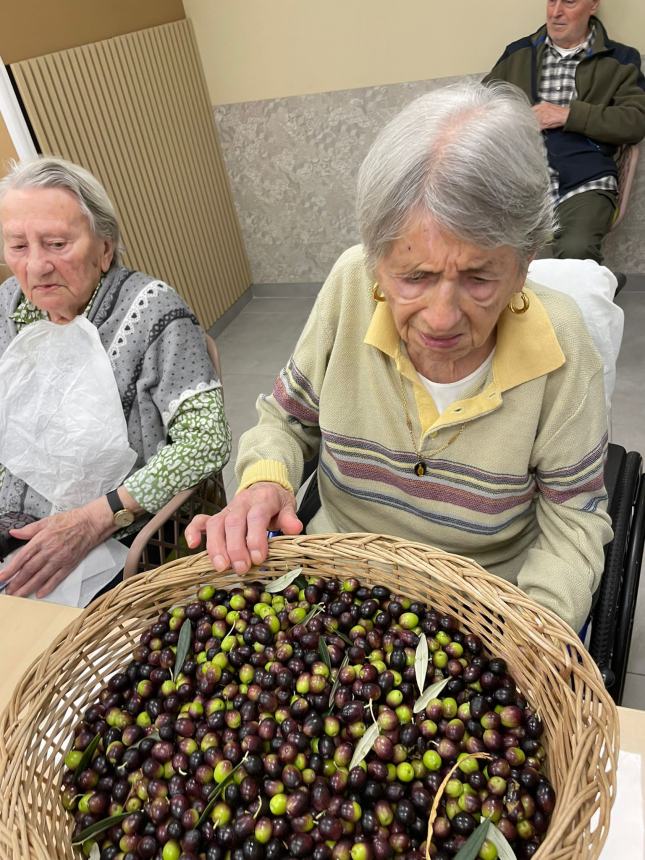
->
[125,387,231,512]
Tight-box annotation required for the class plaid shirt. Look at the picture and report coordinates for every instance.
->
[539,25,618,204]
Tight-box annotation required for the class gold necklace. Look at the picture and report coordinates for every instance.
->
[398,373,465,476]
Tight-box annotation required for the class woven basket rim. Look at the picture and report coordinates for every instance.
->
[0,533,618,860]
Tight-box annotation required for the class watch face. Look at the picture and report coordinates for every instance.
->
[114,509,135,528]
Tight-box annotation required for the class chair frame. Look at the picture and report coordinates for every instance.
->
[123,472,226,578]
[612,143,640,231]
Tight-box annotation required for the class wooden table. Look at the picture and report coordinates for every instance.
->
[1,594,644,752]
[0,594,80,712]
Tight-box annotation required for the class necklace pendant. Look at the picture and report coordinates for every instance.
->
[414,461,427,477]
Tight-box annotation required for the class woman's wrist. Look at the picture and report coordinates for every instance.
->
[88,487,144,542]
[81,497,118,542]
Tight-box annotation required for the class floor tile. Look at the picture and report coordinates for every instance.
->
[217,311,306,376]
[621,672,645,710]
[222,372,276,440]
[243,296,316,317]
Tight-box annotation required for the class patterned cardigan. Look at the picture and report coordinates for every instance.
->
[0,265,231,517]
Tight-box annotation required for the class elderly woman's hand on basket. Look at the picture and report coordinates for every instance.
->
[186,482,303,573]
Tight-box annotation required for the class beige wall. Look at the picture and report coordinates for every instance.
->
[184,0,645,105]
[0,0,184,64]
[0,117,17,280]
[0,115,17,174]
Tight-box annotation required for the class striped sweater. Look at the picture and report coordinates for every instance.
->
[237,245,613,631]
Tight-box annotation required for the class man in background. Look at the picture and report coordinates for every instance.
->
[485,0,645,265]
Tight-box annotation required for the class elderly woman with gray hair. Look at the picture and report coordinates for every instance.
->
[0,156,231,603]
[187,81,612,632]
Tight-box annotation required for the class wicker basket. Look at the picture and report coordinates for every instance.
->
[0,533,618,859]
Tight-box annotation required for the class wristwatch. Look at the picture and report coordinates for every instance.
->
[106,489,136,528]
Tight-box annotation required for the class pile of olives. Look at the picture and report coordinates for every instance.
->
[61,576,556,860]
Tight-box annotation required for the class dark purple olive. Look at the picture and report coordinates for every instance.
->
[536,781,556,814]
[288,833,314,857]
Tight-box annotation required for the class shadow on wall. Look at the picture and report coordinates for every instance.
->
[214,70,645,286]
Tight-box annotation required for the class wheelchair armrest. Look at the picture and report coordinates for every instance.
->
[611,476,645,703]
[123,486,198,579]
[589,449,642,701]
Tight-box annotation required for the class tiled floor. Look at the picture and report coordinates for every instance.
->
[211,285,645,710]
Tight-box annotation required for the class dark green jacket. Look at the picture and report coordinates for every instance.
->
[484,18,645,194]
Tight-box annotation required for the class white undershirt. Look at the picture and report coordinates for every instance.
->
[550,40,587,58]
[418,350,495,415]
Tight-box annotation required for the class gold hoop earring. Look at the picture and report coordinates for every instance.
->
[372,283,386,302]
[508,291,530,314]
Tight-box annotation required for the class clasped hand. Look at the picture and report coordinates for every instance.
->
[532,102,570,130]
[186,482,303,574]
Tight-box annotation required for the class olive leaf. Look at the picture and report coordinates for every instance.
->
[348,721,380,771]
[327,654,349,709]
[72,812,130,844]
[171,618,192,681]
[323,620,352,646]
[265,567,304,593]
[127,730,161,752]
[74,732,101,775]
[486,822,518,859]
[452,817,491,860]
[116,731,162,771]
[197,752,249,827]
[413,675,451,714]
[302,603,324,627]
[414,633,429,694]
[319,637,332,675]
[89,844,101,860]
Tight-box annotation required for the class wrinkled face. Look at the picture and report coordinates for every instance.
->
[375,216,527,383]
[0,187,113,323]
[546,0,598,48]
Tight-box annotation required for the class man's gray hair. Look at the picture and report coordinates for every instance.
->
[0,156,124,266]
[357,81,554,270]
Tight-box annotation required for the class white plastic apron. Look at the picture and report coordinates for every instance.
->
[0,316,137,606]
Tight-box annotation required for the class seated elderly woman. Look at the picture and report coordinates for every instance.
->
[187,81,612,633]
[0,156,231,603]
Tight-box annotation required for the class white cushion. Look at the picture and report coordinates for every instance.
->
[528,259,624,413]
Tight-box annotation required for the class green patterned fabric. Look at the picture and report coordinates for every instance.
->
[125,387,230,511]
[0,388,230,511]
[10,278,103,331]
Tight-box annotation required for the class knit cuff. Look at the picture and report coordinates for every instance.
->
[237,460,295,494]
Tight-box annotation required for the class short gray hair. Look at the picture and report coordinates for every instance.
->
[0,156,124,266]
[357,81,553,270]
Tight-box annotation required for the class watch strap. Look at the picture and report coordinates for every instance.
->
[106,489,124,514]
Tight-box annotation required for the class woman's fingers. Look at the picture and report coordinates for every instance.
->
[185,484,299,574]
[0,540,39,584]
[185,514,210,549]
[14,562,61,598]
[276,502,304,536]
[245,503,275,567]
[7,552,57,597]
[224,501,260,573]
[8,519,44,540]
[204,511,233,572]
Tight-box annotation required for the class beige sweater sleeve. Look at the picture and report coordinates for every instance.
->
[518,366,613,632]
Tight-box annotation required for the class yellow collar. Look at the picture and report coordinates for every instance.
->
[363,285,565,432]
